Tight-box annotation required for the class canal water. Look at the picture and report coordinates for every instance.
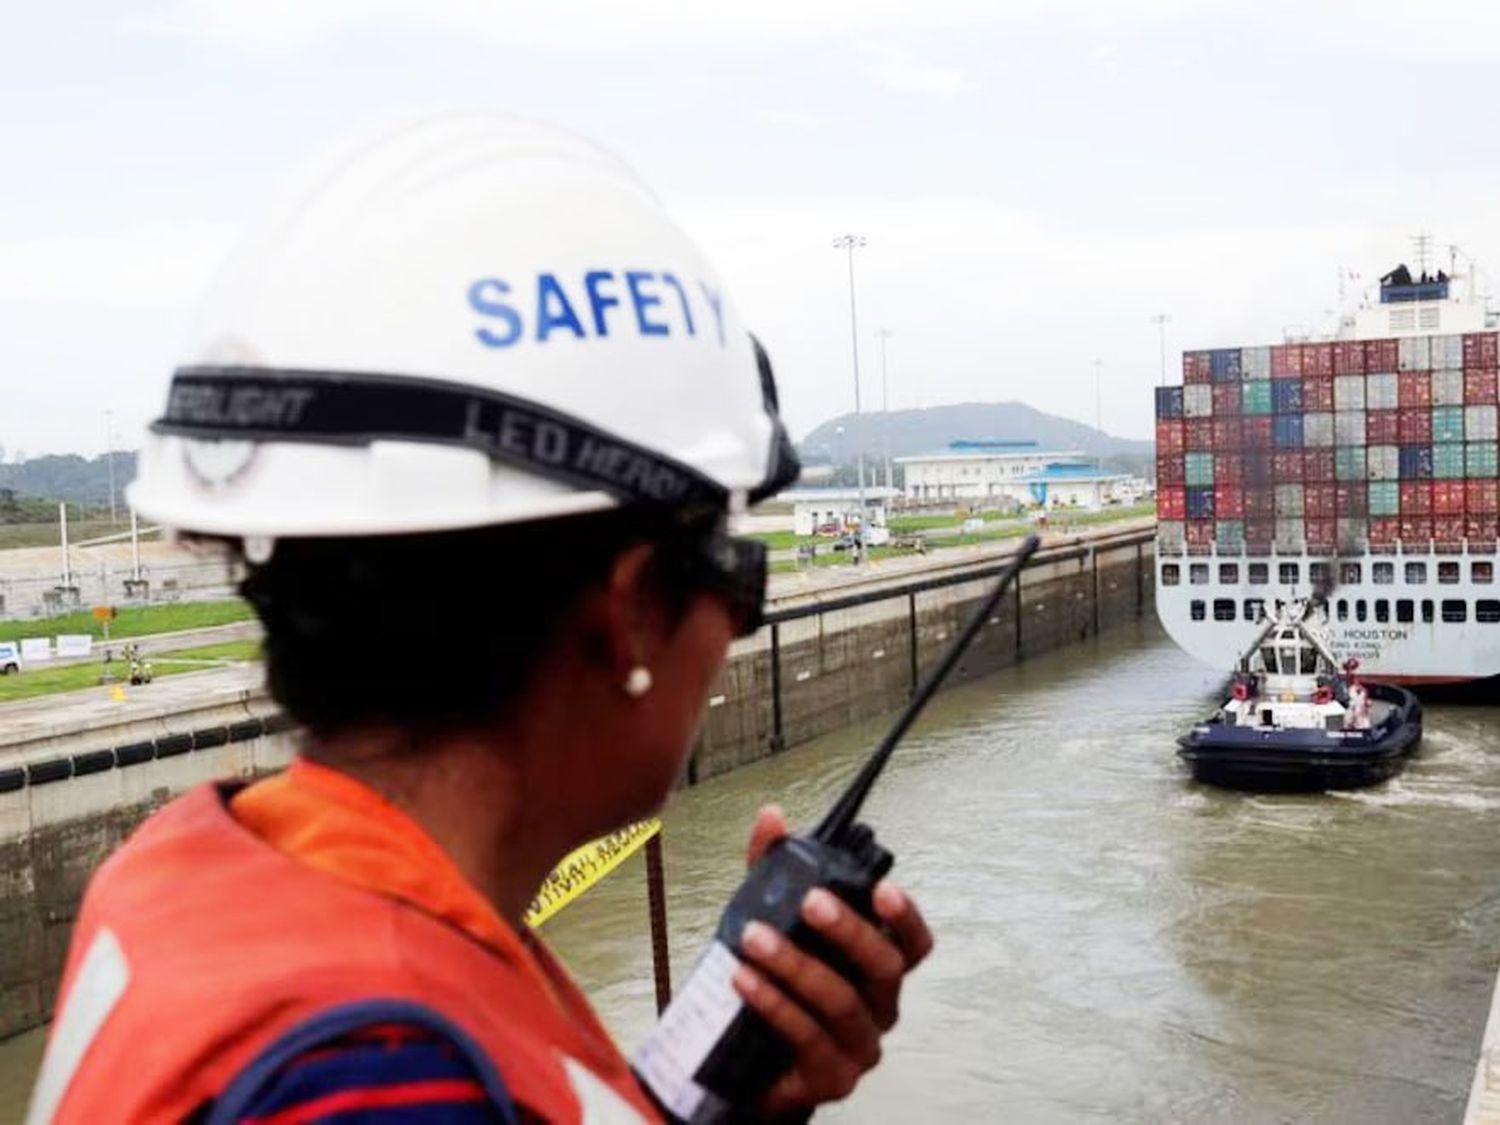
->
[4,618,1500,1121]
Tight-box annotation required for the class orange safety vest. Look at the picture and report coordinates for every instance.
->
[28,782,665,1124]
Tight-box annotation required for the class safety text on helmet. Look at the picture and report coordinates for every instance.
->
[468,271,725,348]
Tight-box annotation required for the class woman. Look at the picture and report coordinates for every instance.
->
[29,114,931,1123]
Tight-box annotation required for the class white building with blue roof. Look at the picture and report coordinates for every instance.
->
[896,441,1130,509]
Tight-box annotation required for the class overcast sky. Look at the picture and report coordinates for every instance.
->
[5,1,1500,457]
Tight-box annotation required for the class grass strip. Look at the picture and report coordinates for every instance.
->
[0,599,254,644]
[0,639,261,704]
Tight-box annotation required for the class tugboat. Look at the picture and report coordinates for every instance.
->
[1178,599,1423,791]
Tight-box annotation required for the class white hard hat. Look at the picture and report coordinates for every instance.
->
[128,112,798,538]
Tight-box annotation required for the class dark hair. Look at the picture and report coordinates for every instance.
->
[240,507,709,736]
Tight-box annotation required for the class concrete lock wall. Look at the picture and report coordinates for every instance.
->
[0,532,1154,1040]
[691,537,1155,781]
[0,722,293,1039]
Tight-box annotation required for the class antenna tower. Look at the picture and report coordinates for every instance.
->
[1412,232,1433,277]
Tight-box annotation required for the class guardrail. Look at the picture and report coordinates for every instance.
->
[760,527,1155,753]
[0,712,295,794]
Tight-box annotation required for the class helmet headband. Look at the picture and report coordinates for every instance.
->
[154,365,733,512]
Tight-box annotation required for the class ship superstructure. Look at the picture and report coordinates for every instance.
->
[1155,259,1500,682]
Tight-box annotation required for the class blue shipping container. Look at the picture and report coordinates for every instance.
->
[1210,348,1243,383]
[1368,481,1400,516]
[1187,487,1215,519]
[1272,379,1304,414]
[1184,452,1215,486]
[1398,444,1434,479]
[1155,386,1184,419]
[1433,442,1465,479]
[1433,405,1465,443]
[1273,414,1304,448]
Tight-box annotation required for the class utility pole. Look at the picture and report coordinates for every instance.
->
[105,409,117,524]
[1151,313,1172,386]
[833,234,868,562]
[875,328,894,490]
[60,502,71,590]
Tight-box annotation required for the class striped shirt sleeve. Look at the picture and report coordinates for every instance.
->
[224,1023,521,1124]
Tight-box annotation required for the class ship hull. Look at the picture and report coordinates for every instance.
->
[1154,550,1500,682]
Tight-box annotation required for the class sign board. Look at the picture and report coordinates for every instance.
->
[91,606,116,624]
[19,638,52,664]
[56,635,93,659]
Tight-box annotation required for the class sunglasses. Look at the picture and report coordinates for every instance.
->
[673,533,768,638]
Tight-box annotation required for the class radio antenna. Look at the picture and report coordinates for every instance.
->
[814,534,1042,842]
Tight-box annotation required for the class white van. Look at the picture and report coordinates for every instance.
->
[0,642,20,675]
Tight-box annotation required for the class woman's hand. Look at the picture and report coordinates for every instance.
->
[732,805,934,1117]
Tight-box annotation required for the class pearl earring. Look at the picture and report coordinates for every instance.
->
[624,666,653,698]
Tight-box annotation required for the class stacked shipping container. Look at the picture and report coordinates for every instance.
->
[1157,332,1500,552]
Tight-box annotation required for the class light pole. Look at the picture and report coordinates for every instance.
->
[833,233,868,560]
[875,328,894,490]
[1151,313,1172,387]
[104,409,117,525]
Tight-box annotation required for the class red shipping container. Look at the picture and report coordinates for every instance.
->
[1305,483,1336,518]
[1270,344,1303,378]
[1273,451,1304,482]
[1305,519,1336,549]
[1214,484,1244,518]
[1186,418,1214,450]
[1183,351,1212,384]
[1186,519,1214,545]
[1157,487,1186,520]
[1301,376,1335,412]
[1399,371,1432,408]
[1367,409,1400,444]
[1212,384,1241,416]
[1243,450,1272,483]
[1468,479,1499,513]
[1215,454,1243,484]
[1157,455,1185,486]
[1434,516,1466,544]
[1242,416,1272,449]
[1245,519,1275,545]
[1156,419,1185,454]
[1367,338,1399,370]
[1303,342,1335,377]
[1433,480,1467,515]
[1335,482,1367,515]
[1398,408,1432,444]
[1466,369,1498,404]
[1369,517,1400,544]
[1400,481,1433,514]
[1465,332,1499,369]
[1304,449,1335,481]
[1467,513,1499,541]
[1245,488,1275,519]
[1212,418,1242,450]
[1334,340,1367,374]
[1399,516,1432,542]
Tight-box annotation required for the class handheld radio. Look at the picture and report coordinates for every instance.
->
[634,535,1042,1122]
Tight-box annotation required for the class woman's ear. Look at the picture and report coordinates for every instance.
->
[600,543,662,690]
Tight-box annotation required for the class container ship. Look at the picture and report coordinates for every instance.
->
[1155,261,1500,683]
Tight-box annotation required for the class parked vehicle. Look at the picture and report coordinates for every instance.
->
[0,642,20,675]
